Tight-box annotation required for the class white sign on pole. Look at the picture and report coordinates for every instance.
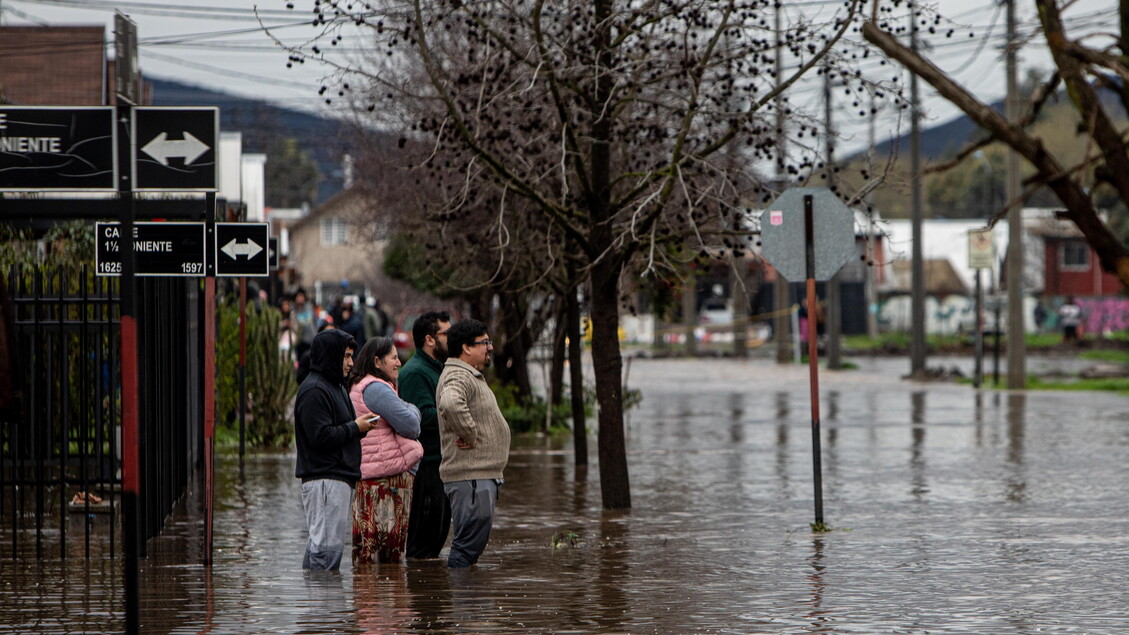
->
[968,228,996,269]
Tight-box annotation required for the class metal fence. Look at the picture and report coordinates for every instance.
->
[0,265,202,560]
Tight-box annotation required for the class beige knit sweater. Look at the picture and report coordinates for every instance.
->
[436,359,511,482]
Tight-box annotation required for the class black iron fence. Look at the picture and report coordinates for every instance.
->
[0,265,202,560]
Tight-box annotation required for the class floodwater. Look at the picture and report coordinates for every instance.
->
[3,356,1129,633]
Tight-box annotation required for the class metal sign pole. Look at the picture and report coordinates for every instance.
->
[116,102,141,635]
[204,194,216,566]
[804,194,825,526]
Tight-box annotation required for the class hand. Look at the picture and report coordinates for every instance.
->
[355,414,377,434]
[455,436,474,449]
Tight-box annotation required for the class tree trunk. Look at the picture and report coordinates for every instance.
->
[589,258,630,509]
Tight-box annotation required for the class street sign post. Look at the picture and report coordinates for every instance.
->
[96,221,206,277]
[759,187,857,532]
[215,223,269,276]
[133,107,218,191]
[0,107,117,191]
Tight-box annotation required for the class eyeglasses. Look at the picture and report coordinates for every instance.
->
[467,339,492,347]
[436,330,449,337]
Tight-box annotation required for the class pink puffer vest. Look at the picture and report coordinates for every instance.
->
[350,375,423,479]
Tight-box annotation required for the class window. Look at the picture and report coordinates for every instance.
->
[1060,240,1089,270]
[320,218,348,246]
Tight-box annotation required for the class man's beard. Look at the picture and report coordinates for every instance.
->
[483,354,492,369]
[435,342,449,362]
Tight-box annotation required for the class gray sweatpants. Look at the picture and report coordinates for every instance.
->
[301,479,353,571]
[444,479,498,568]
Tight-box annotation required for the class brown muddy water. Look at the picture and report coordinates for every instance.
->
[3,357,1129,633]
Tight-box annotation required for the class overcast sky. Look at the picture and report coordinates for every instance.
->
[3,0,1116,155]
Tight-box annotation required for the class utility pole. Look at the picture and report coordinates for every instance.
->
[866,92,879,339]
[909,6,927,376]
[824,64,842,370]
[1005,0,1026,389]
[773,3,793,364]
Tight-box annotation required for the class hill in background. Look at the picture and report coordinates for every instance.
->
[148,78,350,204]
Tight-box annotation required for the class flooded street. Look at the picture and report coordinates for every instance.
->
[4,356,1129,633]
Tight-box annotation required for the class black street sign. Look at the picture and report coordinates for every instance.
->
[268,236,280,271]
[133,107,218,191]
[0,107,117,191]
[96,221,206,277]
[215,222,269,276]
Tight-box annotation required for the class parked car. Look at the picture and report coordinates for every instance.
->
[392,308,424,356]
[699,298,732,325]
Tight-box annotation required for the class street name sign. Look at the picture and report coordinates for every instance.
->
[133,107,218,191]
[0,107,117,191]
[760,187,856,281]
[96,221,206,277]
[215,222,269,276]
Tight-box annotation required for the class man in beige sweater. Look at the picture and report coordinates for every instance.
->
[436,318,511,568]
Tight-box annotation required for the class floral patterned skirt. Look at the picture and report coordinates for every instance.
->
[352,472,415,564]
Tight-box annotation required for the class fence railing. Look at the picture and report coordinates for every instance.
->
[0,265,201,561]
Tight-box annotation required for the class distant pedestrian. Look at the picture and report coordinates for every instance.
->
[293,329,377,571]
[361,296,386,341]
[437,319,511,568]
[293,288,317,360]
[347,336,423,564]
[1058,296,1082,345]
[337,300,366,349]
[400,311,453,559]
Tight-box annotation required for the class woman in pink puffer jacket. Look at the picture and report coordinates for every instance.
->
[346,336,422,564]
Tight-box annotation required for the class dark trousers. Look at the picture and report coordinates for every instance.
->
[406,461,451,559]
[444,479,498,568]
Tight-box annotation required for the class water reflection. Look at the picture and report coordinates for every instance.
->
[805,538,831,632]
[1005,392,1028,503]
[909,391,928,499]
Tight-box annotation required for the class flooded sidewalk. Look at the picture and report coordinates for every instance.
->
[3,356,1129,633]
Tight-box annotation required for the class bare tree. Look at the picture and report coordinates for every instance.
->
[862,1,1129,286]
[286,0,900,509]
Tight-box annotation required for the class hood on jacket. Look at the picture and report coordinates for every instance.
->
[309,329,356,385]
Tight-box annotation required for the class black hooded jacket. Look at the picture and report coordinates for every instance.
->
[294,329,363,484]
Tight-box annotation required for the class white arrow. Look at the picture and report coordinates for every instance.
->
[140,131,210,166]
[221,238,263,260]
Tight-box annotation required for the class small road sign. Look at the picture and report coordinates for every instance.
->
[96,221,206,277]
[132,107,218,191]
[968,228,995,269]
[215,222,269,276]
[268,236,280,271]
[760,187,856,282]
[0,107,117,191]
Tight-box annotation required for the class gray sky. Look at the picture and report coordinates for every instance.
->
[3,0,1116,155]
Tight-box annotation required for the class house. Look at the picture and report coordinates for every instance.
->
[287,188,382,305]
[1027,210,1122,297]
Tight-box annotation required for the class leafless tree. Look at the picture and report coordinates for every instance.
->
[285,0,903,509]
[862,0,1129,286]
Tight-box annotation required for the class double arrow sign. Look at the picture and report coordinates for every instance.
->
[97,222,271,277]
[0,106,218,192]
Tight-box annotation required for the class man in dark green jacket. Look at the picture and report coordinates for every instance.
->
[400,310,452,559]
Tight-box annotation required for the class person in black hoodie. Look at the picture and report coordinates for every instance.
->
[294,329,377,570]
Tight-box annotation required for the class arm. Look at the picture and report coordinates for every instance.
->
[363,381,421,439]
[295,388,369,449]
[437,373,478,446]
